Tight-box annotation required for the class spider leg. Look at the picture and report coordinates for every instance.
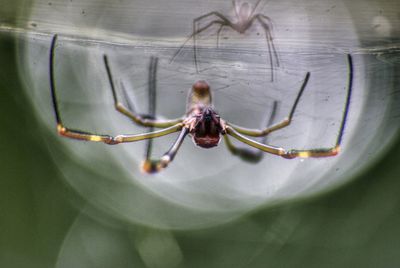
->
[263,20,279,68]
[119,82,154,121]
[170,11,232,72]
[49,34,183,145]
[193,14,232,72]
[216,24,225,49]
[226,125,339,158]
[228,72,310,137]
[170,20,227,68]
[260,16,280,68]
[226,54,354,159]
[250,0,263,17]
[265,30,275,82]
[255,15,280,82]
[257,14,274,31]
[142,128,189,173]
[142,57,190,172]
[144,56,158,162]
[103,54,182,128]
[232,0,239,17]
[224,101,278,163]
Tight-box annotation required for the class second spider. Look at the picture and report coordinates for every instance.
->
[171,0,280,81]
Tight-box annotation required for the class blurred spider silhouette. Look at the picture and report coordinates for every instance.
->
[171,0,280,81]
[49,34,353,174]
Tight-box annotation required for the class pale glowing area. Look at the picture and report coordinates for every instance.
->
[135,230,183,268]
[372,16,392,37]
[19,0,399,232]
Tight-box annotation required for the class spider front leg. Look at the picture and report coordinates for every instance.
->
[104,54,182,128]
[224,101,278,163]
[216,24,226,49]
[228,72,310,137]
[142,128,189,173]
[141,57,190,173]
[226,54,354,159]
[49,34,183,145]
[193,12,234,72]
[170,11,232,72]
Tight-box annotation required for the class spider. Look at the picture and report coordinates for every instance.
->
[170,0,280,81]
[49,34,353,174]
[143,56,279,169]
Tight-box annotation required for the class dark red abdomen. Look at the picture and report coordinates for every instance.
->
[193,134,221,148]
[191,108,222,148]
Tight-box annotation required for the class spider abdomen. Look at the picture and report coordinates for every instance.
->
[191,119,222,148]
[190,107,223,148]
[192,134,221,148]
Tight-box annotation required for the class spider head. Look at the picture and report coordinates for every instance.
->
[191,107,223,148]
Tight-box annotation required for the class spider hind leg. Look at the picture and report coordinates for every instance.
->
[255,15,280,82]
[224,101,278,163]
[142,56,160,173]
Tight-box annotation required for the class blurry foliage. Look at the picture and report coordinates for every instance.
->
[0,0,31,26]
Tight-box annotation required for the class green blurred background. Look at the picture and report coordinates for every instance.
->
[1,0,400,267]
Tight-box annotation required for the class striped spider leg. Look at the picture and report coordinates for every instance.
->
[170,0,280,81]
[49,34,184,148]
[139,56,190,173]
[223,100,278,163]
[225,54,353,159]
